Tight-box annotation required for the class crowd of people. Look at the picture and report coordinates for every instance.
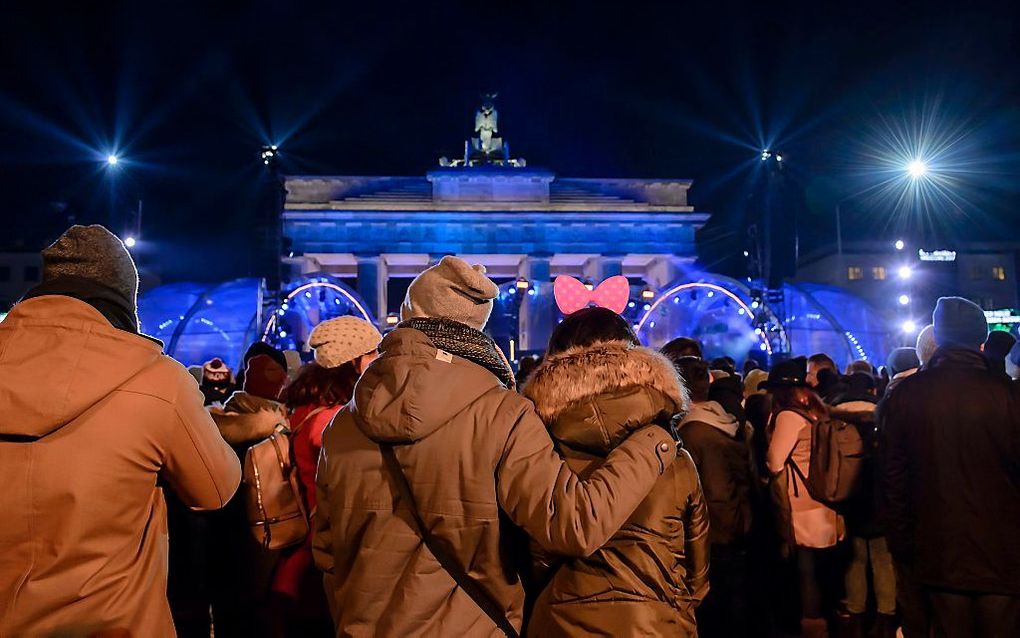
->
[1,224,1019,638]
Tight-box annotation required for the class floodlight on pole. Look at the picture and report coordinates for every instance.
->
[124,236,137,248]
[898,265,913,280]
[106,154,119,166]
[895,239,905,250]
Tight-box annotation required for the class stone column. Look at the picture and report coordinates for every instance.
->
[520,253,553,352]
[356,254,386,322]
[599,253,626,279]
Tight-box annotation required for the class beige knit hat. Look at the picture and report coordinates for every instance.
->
[308,316,382,369]
[400,256,500,330]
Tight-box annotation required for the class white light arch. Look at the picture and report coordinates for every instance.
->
[262,280,375,341]
[635,282,773,355]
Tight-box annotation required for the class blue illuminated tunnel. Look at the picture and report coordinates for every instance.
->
[139,275,377,372]
[138,278,262,371]
[636,274,891,369]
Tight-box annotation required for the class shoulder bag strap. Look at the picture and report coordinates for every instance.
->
[379,444,520,638]
[291,406,328,436]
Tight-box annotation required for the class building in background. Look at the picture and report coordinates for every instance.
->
[796,240,1020,344]
[0,252,43,311]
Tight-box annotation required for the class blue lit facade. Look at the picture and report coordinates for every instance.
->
[137,169,893,371]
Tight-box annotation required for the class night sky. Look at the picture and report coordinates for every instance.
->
[2,1,1018,281]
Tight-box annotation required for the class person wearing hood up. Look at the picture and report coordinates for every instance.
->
[523,308,709,637]
[670,355,754,638]
[313,257,680,637]
[0,225,241,637]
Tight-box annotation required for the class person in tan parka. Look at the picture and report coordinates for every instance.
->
[0,225,242,637]
[523,307,711,637]
[313,257,679,637]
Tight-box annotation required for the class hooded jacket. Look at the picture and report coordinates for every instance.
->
[680,401,754,547]
[313,328,677,637]
[880,347,1020,595]
[0,296,241,637]
[523,341,710,637]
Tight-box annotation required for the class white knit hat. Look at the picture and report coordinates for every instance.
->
[308,316,382,369]
[400,256,500,330]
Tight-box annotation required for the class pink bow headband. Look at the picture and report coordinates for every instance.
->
[553,275,630,315]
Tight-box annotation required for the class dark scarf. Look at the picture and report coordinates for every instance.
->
[22,275,139,334]
[401,317,516,389]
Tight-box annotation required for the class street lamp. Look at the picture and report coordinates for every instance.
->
[898,265,913,280]
[124,236,137,248]
[895,239,905,251]
[898,294,910,306]
[901,319,917,334]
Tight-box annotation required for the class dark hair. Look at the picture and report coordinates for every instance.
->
[672,356,711,402]
[660,336,703,360]
[807,353,837,372]
[547,307,639,355]
[709,356,737,377]
[283,361,360,410]
[770,385,828,421]
[845,359,874,376]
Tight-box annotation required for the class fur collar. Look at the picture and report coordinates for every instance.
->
[211,391,288,445]
[523,340,688,423]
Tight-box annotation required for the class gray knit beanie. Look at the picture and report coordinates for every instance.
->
[400,256,500,331]
[42,225,138,308]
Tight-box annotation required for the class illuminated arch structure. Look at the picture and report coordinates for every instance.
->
[635,275,890,369]
[261,277,375,352]
[138,276,375,372]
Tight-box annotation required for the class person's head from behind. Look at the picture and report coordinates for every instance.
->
[660,336,703,361]
[285,315,383,410]
[845,359,874,376]
[243,354,288,401]
[671,356,711,403]
[400,255,500,331]
[845,371,877,397]
[806,353,837,387]
[915,324,937,366]
[34,224,140,332]
[766,356,827,420]
[709,356,737,377]
[546,307,639,356]
[932,296,988,353]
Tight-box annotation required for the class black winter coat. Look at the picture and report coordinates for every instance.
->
[879,347,1020,595]
[830,400,882,538]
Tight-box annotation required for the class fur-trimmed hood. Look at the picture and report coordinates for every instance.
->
[210,391,288,445]
[523,340,688,456]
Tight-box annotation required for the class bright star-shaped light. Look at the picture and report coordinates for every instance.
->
[906,159,928,178]
[106,154,119,166]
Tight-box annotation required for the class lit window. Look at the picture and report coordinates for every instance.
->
[847,266,864,281]
[872,266,887,280]
[992,266,1007,281]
